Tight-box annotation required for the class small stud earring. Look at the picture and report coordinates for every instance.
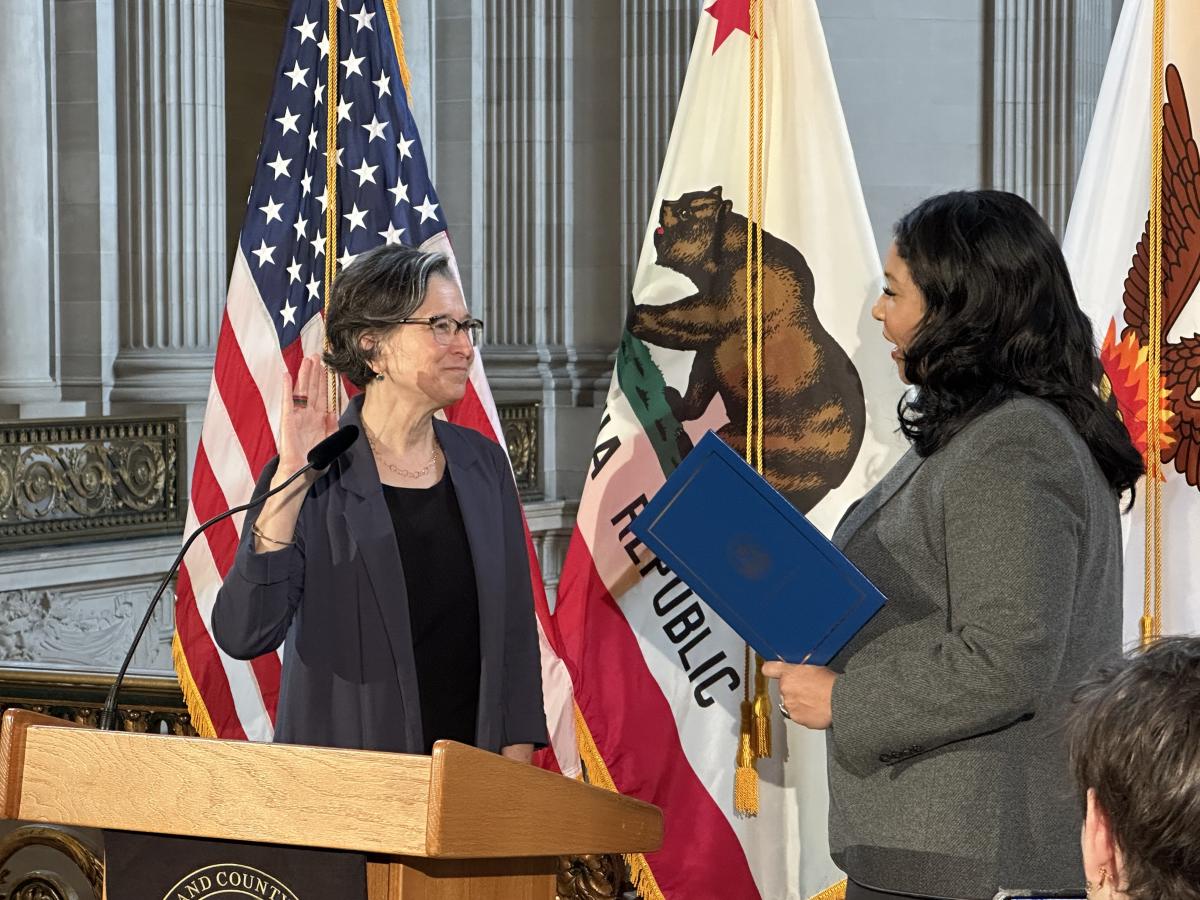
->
[374,372,385,382]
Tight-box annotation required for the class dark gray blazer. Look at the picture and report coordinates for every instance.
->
[212,396,547,755]
[827,395,1123,899]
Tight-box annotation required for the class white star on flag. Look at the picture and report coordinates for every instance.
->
[267,152,291,180]
[316,189,330,214]
[275,107,300,136]
[293,214,308,240]
[280,300,297,326]
[285,61,309,90]
[352,159,379,186]
[310,231,326,258]
[308,126,318,151]
[397,135,414,160]
[373,72,391,99]
[351,6,376,32]
[343,203,368,232]
[379,222,406,244]
[287,258,302,284]
[306,277,321,301]
[314,78,324,106]
[337,96,354,123]
[252,238,276,268]
[339,246,358,269]
[293,15,317,44]
[389,177,409,205]
[301,171,312,196]
[362,115,388,143]
[259,196,283,224]
[341,49,365,79]
[318,31,329,59]
[415,195,439,223]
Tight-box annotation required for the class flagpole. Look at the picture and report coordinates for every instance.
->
[1143,0,1166,645]
[324,0,341,414]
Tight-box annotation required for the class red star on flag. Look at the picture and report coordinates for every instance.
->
[705,0,752,54]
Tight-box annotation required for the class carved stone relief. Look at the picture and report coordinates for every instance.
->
[0,585,174,675]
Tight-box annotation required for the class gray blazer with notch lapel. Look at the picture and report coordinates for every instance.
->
[212,394,547,755]
[826,394,1123,899]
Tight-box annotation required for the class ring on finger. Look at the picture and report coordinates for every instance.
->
[291,394,309,408]
[778,701,791,720]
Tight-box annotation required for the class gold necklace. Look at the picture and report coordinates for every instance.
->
[364,426,439,479]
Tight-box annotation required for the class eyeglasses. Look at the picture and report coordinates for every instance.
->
[397,315,484,347]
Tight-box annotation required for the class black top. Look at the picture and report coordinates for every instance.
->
[382,474,481,754]
[213,403,548,757]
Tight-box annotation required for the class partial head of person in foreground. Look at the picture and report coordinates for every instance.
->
[1066,635,1200,900]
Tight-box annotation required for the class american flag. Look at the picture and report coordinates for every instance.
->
[173,0,579,775]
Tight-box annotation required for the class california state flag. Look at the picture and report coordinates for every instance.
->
[1063,0,1200,639]
[551,1,905,897]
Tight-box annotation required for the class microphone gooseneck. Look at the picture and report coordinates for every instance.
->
[97,425,359,731]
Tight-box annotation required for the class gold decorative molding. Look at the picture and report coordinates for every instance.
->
[498,402,540,499]
[0,416,183,549]
[556,853,628,900]
[0,825,102,900]
[0,670,195,736]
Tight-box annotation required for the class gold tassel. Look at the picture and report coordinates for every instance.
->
[751,653,772,758]
[734,699,760,815]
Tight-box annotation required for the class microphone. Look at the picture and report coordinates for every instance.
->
[97,424,359,731]
[306,423,359,470]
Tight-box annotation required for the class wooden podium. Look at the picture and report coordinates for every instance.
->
[0,710,662,899]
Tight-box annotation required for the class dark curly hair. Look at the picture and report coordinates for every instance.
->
[893,190,1142,499]
[1066,637,1200,900]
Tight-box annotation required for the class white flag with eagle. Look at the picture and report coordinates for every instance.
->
[1063,0,1200,639]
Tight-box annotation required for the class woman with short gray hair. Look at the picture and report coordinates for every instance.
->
[213,243,547,762]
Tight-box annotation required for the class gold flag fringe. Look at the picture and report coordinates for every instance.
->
[810,879,848,900]
[381,0,415,102]
[171,632,217,739]
[573,704,666,900]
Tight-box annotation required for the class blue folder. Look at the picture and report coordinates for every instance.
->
[630,430,886,665]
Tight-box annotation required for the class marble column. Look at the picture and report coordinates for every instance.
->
[111,0,225,404]
[986,0,1115,236]
[620,0,699,298]
[442,0,622,501]
[0,3,59,408]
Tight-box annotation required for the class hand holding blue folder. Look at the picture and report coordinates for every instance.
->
[630,431,886,665]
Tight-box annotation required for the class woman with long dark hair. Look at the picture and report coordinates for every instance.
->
[765,190,1142,900]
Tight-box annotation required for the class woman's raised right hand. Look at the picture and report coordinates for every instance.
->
[277,353,339,475]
